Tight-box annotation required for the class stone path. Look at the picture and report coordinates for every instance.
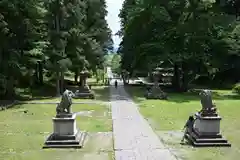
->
[110,81,178,160]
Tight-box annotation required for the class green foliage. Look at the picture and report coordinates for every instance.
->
[119,0,240,89]
[111,54,121,74]
[104,54,114,66]
[103,53,121,74]
[232,83,240,94]
[95,68,105,83]
[0,0,112,98]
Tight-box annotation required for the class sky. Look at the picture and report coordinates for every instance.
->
[105,0,123,51]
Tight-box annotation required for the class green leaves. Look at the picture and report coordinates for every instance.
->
[0,0,112,97]
[111,54,121,74]
[119,0,240,89]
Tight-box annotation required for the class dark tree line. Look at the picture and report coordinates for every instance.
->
[118,0,240,91]
[0,0,113,98]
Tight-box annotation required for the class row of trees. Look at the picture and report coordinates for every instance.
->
[104,53,121,74]
[118,0,240,91]
[0,0,112,98]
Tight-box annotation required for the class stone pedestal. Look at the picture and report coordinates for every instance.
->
[74,70,95,99]
[144,85,167,100]
[74,85,95,99]
[186,113,231,147]
[194,114,221,136]
[43,114,86,148]
[144,70,167,99]
[53,114,77,135]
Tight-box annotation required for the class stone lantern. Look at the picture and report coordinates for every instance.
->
[144,68,167,99]
[74,68,95,99]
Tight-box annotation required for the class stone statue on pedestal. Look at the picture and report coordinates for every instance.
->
[43,89,86,148]
[144,71,167,99]
[199,90,217,117]
[74,68,95,99]
[56,90,75,115]
[184,89,231,147]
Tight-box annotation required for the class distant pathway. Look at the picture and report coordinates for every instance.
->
[110,80,177,160]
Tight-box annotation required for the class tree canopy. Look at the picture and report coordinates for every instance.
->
[0,0,112,98]
[119,0,240,91]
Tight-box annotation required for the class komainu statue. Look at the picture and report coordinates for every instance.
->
[56,90,75,114]
[199,89,217,116]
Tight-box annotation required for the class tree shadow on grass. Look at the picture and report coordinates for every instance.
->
[16,79,109,102]
[169,90,240,103]
[7,79,71,102]
[14,83,57,101]
[0,84,57,110]
[1,79,110,109]
[125,85,240,103]
[91,86,110,102]
[124,85,146,102]
[67,84,110,102]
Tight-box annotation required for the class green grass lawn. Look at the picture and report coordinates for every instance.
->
[91,86,109,102]
[0,103,113,160]
[125,85,240,160]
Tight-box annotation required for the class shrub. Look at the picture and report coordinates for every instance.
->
[232,83,240,94]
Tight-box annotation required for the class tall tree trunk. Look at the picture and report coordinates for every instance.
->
[79,75,84,87]
[181,62,188,92]
[55,7,64,95]
[0,50,7,97]
[38,61,43,85]
[74,70,79,84]
[35,63,39,85]
[102,70,105,84]
[122,74,126,84]
[6,75,15,99]
[172,63,181,91]
[60,72,64,94]
[56,71,60,97]
[95,70,99,83]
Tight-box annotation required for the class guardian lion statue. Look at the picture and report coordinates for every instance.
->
[56,90,75,114]
[199,89,217,116]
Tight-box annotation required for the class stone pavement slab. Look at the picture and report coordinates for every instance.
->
[115,149,177,160]
[110,82,178,160]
